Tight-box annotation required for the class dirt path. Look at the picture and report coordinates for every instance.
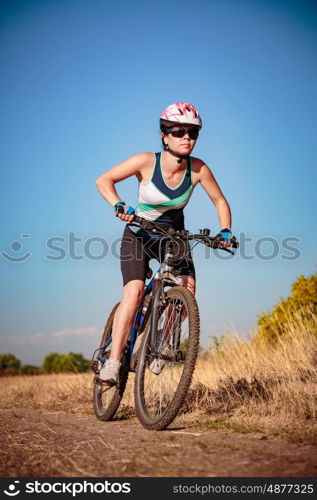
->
[0,409,316,477]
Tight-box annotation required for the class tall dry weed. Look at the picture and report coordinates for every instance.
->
[187,309,317,441]
[0,373,93,412]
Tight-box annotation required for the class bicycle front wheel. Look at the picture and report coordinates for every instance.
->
[93,302,129,421]
[134,286,200,430]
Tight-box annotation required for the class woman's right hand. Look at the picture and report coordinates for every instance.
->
[117,212,135,223]
[114,202,135,224]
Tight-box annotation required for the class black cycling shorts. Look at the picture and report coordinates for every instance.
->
[120,225,196,286]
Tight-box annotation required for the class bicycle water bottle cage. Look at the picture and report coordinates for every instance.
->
[146,267,153,279]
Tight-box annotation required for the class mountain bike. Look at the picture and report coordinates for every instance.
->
[92,216,238,430]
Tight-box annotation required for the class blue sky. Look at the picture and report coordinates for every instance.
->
[1,0,316,365]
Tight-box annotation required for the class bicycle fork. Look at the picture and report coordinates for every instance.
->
[149,279,164,356]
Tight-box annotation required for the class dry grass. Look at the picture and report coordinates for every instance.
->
[187,310,317,443]
[0,372,94,413]
[1,311,316,443]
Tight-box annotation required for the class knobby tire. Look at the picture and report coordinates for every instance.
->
[134,286,200,430]
[93,302,129,421]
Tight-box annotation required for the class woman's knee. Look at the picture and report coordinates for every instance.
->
[121,280,144,308]
[179,276,196,295]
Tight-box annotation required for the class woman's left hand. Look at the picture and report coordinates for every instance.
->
[218,228,234,248]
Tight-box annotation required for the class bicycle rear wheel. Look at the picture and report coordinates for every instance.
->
[93,302,129,421]
[134,286,200,430]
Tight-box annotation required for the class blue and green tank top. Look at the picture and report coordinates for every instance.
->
[128,152,195,237]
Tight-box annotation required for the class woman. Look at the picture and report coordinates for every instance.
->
[96,102,233,384]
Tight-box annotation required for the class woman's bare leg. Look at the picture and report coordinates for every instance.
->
[109,279,144,360]
[179,275,196,295]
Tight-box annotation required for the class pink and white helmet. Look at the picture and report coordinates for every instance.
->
[160,102,202,129]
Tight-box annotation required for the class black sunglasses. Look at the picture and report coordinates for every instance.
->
[166,127,199,140]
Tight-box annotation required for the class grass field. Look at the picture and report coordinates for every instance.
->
[1,311,316,444]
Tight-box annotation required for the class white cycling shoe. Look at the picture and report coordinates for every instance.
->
[99,359,121,384]
[149,357,165,375]
[149,344,172,375]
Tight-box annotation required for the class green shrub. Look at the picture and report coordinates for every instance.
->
[256,273,317,343]
[0,353,21,375]
[21,365,41,375]
[42,352,89,373]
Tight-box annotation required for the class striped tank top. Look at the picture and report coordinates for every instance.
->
[128,152,194,237]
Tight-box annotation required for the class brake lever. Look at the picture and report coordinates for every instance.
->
[204,236,237,255]
[220,247,235,255]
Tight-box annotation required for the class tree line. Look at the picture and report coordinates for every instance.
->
[0,352,90,376]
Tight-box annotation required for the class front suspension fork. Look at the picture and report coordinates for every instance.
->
[149,280,166,355]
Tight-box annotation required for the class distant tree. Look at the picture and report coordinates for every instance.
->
[21,365,41,375]
[68,352,90,372]
[52,354,74,372]
[0,353,21,374]
[42,352,89,373]
[256,273,317,343]
[42,352,60,373]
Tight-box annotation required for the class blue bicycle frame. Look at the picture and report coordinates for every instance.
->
[127,272,155,360]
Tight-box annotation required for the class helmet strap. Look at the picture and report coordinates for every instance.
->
[165,145,189,164]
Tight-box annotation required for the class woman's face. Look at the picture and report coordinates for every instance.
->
[162,125,198,156]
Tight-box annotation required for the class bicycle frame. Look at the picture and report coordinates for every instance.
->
[127,274,154,359]
[128,263,182,369]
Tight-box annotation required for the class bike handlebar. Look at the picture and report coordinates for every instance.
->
[125,214,239,253]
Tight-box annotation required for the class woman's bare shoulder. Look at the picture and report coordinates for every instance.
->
[99,152,155,183]
[191,156,206,168]
[135,152,156,182]
[191,156,211,184]
[122,151,154,181]
[130,152,154,164]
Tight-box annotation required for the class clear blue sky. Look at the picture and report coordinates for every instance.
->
[1,0,316,365]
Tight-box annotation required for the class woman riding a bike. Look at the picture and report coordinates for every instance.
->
[96,101,234,385]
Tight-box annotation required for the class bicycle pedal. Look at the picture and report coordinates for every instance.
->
[91,361,100,374]
[160,349,183,362]
[175,351,184,362]
[161,353,174,361]
[100,380,117,387]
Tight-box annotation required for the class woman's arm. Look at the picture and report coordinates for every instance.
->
[198,162,232,230]
[96,152,152,206]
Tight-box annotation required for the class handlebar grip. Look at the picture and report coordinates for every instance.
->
[206,237,239,249]
[116,205,124,215]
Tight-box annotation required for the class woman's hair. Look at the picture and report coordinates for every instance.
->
[160,126,168,150]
